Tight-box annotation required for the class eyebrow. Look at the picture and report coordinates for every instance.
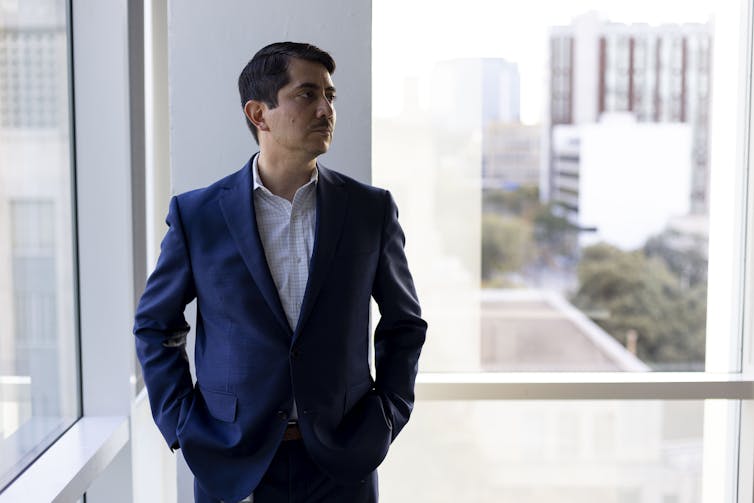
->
[294,82,337,93]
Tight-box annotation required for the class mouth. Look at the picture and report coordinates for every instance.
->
[311,123,333,134]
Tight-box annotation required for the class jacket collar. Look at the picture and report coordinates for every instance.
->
[294,163,348,341]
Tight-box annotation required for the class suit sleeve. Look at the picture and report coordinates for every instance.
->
[133,196,196,449]
[372,190,428,440]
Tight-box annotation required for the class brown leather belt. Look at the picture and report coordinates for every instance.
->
[283,422,302,441]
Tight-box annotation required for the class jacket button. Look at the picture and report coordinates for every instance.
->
[277,410,287,421]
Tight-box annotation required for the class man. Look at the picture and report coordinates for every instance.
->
[133,42,427,503]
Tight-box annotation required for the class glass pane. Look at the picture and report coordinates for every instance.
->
[382,400,730,502]
[0,0,80,490]
[373,1,744,371]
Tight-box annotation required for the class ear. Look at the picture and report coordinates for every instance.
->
[244,100,269,132]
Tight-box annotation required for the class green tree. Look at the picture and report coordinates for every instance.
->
[482,214,534,283]
[482,186,579,270]
[482,185,540,218]
[532,202,578,263]
[572,243,705,367]
[644,229,708,289]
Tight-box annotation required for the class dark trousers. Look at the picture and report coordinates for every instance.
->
[194,440,379,503]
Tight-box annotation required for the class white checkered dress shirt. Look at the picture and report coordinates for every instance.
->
[252,154,318,332]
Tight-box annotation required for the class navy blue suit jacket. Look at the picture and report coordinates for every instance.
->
[133,157,427,502]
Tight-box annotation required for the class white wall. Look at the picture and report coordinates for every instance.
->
[168,0,372,192]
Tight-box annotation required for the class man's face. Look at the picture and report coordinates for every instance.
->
[262,58,336,159]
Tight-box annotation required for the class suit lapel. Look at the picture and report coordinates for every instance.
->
[219,158,292,336]
[294,166,348,341]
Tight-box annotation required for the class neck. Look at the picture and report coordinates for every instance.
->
[256,151,316,202]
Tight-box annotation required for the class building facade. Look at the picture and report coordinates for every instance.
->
[547,13,712,217]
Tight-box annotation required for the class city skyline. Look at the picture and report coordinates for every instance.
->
[374,2,719,123]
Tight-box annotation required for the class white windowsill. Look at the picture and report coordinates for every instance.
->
[416,372,754,400]
[0,416,129,503]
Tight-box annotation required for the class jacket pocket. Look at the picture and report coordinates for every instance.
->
[344,379,374,416]
[175,390,195,434]
[199,386,238,423]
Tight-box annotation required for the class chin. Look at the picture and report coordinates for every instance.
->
[312,143,330,156]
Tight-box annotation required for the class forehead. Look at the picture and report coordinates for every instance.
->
[284,58,334,88]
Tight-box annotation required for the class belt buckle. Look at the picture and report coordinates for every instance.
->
[283,421,301,441]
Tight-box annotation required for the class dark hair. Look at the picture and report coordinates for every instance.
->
[238,42,336,143]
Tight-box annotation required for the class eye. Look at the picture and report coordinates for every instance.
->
[299,91,313,99]
[327,94,337,103]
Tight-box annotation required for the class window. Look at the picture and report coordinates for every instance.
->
[380,400,709,502]
[374,0,753,501]
[373,2,732,373]
[0,0,80,490]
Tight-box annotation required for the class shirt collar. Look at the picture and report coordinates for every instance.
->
[252,153,319,193]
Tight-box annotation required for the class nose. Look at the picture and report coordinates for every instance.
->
[317,95,334,118]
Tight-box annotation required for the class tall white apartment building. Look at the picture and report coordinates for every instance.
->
[546,12,712,218]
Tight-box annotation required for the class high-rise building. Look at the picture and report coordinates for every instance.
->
[546,12,712,216]
[482,122,540,190]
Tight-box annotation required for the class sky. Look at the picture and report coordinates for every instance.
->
[372,0,728,123]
